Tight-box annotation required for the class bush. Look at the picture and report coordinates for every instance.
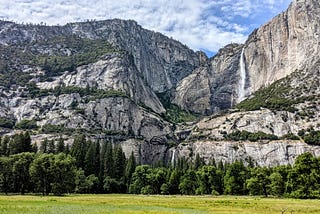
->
[280,133,300,140]
[15,119,38,130]
[0,117,15,129]
[303,130,320,145]
[41,124,75,134]
[224,130,278,142]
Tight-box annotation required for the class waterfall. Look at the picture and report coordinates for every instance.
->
[164,69,172,89]
[171,150,176,166]
[238,48,246,102]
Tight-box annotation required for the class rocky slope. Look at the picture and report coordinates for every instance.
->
[173,44,242,115]
[170,140,320,166]
[36,52,165,114]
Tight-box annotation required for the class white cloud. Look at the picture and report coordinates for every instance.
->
[0,0,291,54]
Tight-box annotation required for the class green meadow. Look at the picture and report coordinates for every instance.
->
[0,194,319,214]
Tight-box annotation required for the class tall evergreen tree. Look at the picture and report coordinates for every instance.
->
[94,141,101,177]
[179,169,198,195]
[22,132,32,153]
[125,151,136,190]
[0,136,9,156]
[31,143,38,153]
[84,141,96,176]
[39,138,48,153]
[113,145,126,180]
[99,141,107,183]
[103,141,114,178]
[9,132,32,154]
[65,143,70,154]
[70,134,87,169]
[9,133,23,155]
[56,136,65,153]
[47,140,55,154]
[194,153,204,170]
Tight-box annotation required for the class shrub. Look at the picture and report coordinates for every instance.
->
[15,119,38,130]
[0,117,15,129]
[224,130,278,142]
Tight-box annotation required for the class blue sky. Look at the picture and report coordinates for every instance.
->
[0,0,292,56]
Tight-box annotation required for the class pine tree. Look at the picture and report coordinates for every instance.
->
[194,153,204,170]
[22,132,32,153]
[48,140,55,154]
[31,143,38,153]
[125,151,136,191]
[99,141,106,181]
[98,141,106,192]
[103,141,114,178]
[40,138,48,153]
[113,145,126,180]
[56,136,65,153]
[84,141,96,176]
[9,133,23,155]
[70,134,87,169]
[65,143,70,154]
[0,136,9,156]
[94,141,101,177]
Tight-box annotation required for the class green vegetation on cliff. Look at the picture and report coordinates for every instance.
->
[236,73,319,112]
[157,92,197,124]
[0,35,119,88]
[224,130,278,141]
[32,35,119,80]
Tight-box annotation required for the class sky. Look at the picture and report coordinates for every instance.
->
[0,0,292,56]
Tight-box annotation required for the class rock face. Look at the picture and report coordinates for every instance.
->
[170,140,320,167]
[244,0,320,93]
[37,52,165,114]
[70,20,201,92]
[173,44,242,115]
[192,107,320,140]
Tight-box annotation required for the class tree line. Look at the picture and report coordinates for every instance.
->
[0,132,319,198]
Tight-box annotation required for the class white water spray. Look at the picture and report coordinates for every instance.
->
[171,150,176,166]
[238,48,247,102]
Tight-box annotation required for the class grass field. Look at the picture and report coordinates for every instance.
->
[0,194,319,214]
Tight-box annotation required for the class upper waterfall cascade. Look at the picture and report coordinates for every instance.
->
[238,48,247,102]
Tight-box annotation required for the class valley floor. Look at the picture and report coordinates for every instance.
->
[0,194,319,214]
